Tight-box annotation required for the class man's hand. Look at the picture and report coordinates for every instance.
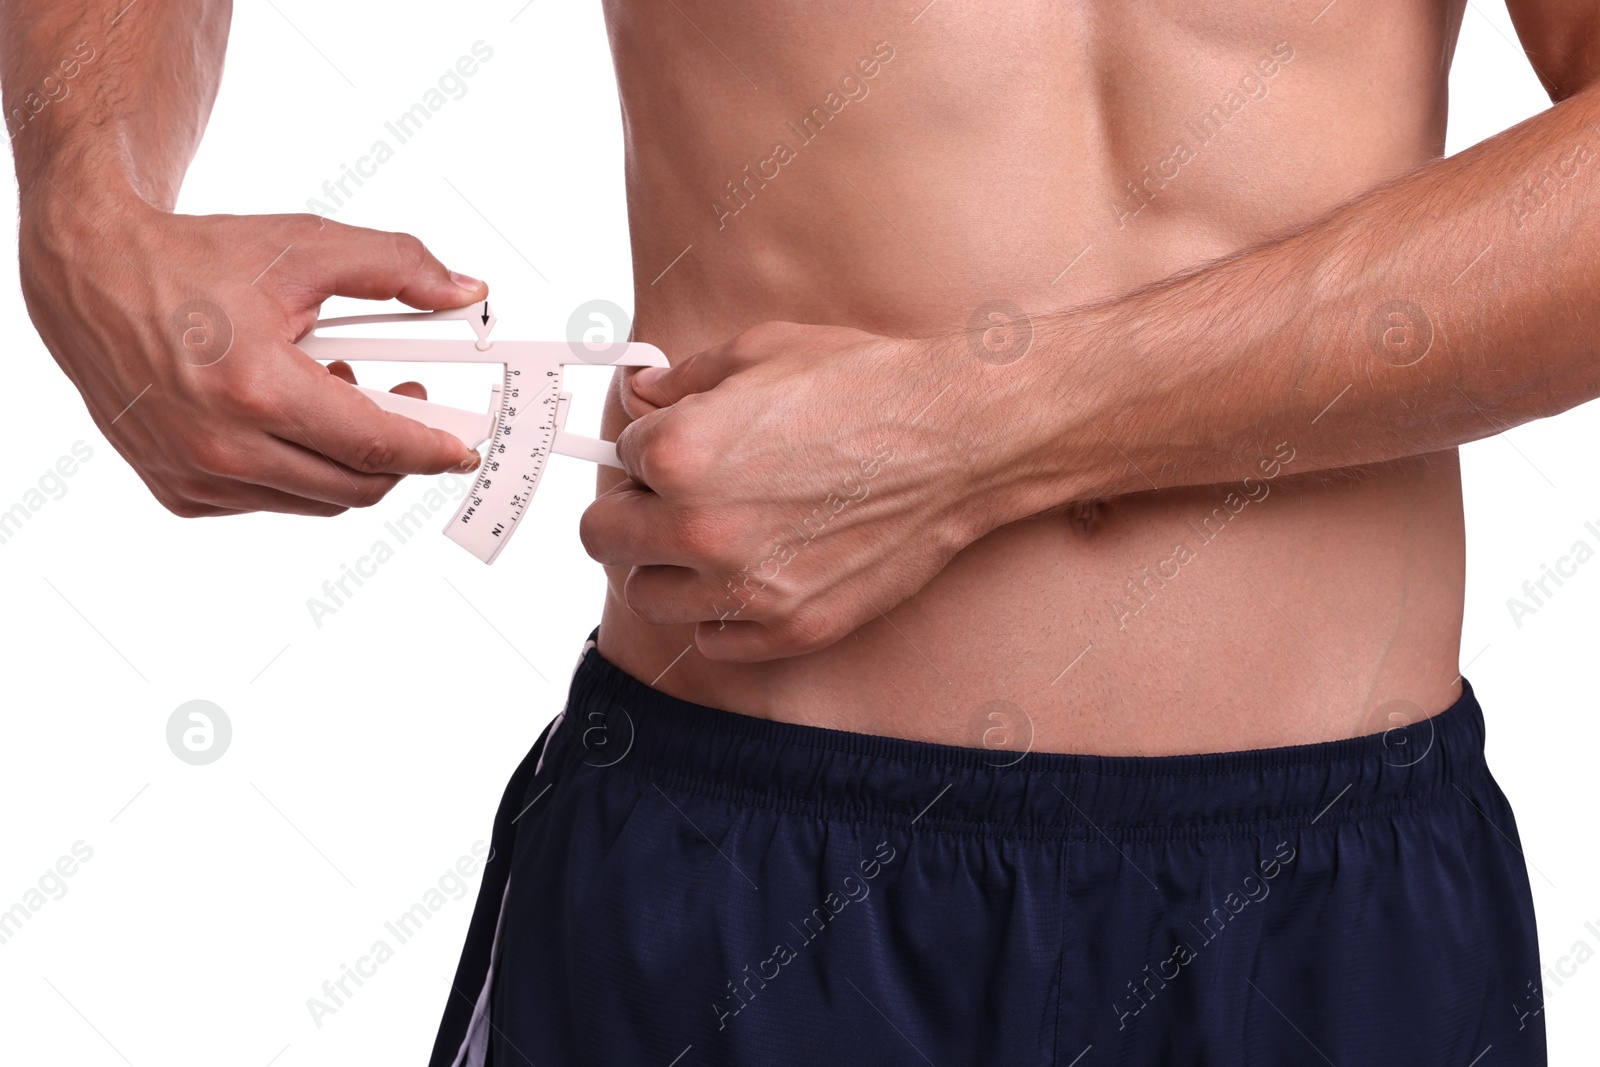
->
[19,192,488,518]
[579,320,1043,662]
[4,0,483,517]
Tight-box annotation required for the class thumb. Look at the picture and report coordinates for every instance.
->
[627,343,743,409]
[291,219,489,310]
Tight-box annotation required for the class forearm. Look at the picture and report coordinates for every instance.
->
[1007,80,1600,509]
[2,0,231,213]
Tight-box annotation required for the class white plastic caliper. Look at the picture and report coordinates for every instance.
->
[297,300,667,564]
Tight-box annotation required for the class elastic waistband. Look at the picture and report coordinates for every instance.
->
[564,631,1488,842]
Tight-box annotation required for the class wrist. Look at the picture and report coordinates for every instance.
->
[952,305,1132,532]
[18,165,162,269]
[905,326,1079,548]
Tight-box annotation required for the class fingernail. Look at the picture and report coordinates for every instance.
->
[450,270,484,291]
[633,366,665,390]
[455,452,481,473]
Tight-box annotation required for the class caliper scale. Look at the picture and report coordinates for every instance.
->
[297,301,667,564]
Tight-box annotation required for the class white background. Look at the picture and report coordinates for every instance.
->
[0,1,1595,1064]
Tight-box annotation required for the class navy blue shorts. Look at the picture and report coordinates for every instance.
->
[431,629,1545,1066]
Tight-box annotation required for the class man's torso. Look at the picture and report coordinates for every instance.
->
[593,0,1470,755]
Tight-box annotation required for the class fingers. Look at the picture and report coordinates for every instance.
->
[628,330,760,408]
[612,400,734,497]
[264,343,480,477]
[629,353,720,408]
[693,619,792,663]
[247,434,405,508]
[621,565,731,625]
[170,422,457,514]
[180,476,355,517]
[694,598,865,663]
[324,360,427,399]
[290,217,488,310]
[619,367,666,420]
[173,423,402,510]
[579,480,699,568]
[147,439,369,516]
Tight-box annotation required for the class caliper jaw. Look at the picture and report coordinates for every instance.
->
[295,300,668,562]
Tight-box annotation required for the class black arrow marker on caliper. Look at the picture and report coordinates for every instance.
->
[481,301,490,326]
